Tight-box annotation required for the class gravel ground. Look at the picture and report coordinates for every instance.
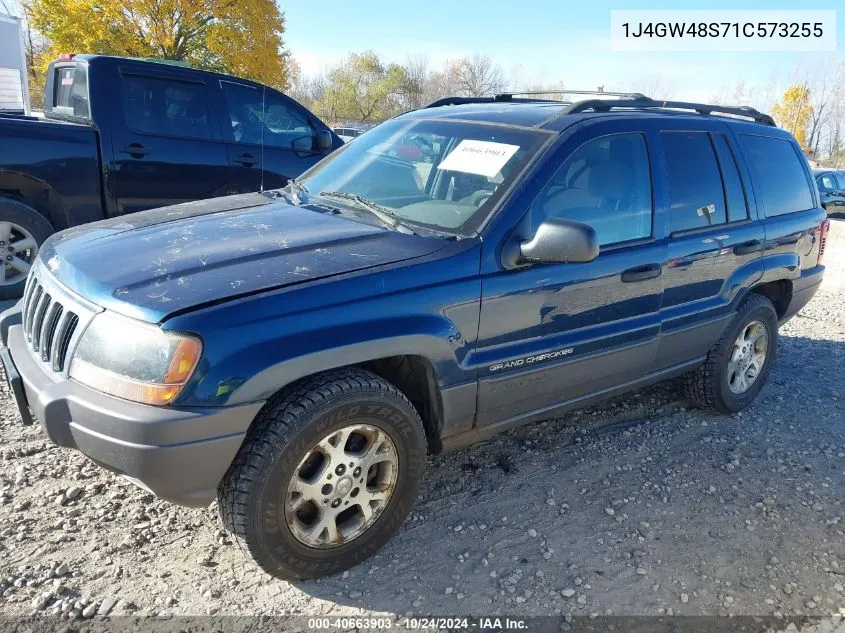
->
[0,220,843,627]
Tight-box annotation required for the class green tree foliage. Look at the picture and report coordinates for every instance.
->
[313,51,409,123]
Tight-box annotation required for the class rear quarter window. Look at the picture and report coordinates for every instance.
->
[740,135,815,217]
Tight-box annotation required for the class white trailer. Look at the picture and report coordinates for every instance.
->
[0,13,29,114]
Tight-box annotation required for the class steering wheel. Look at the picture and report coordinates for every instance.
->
[466,190,493,207]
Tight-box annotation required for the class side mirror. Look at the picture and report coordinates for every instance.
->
[519,218,599,264]
[292,135,313,152]
[317,129,333,152]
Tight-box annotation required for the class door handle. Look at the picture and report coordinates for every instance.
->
[234,153,257,167]
[733,239,763,255]
[621,264,661,283]
[120,143,150,158]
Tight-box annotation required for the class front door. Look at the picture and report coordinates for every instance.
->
[219,81,326,193]
[476,122,666,427]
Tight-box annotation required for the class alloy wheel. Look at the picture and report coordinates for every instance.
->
[0,221,37,287]
[727,320,769,394]
[284,424,399,548]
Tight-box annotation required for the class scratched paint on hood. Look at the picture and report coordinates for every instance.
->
[39,195,443,322]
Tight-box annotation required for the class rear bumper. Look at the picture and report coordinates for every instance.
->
[780,265,825,324]
[0,307,263,507]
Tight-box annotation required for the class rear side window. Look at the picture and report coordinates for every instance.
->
[122,75,212,140]
[740,135,815,217]
[532,133,653,247]
[711,134,748,223]
[662,132,727,232]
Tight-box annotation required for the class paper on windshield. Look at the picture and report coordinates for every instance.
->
[437,140,520,178]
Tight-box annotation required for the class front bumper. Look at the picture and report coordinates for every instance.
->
[0,305,264,507]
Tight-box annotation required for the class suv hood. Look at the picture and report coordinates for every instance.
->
[39,193,444,322]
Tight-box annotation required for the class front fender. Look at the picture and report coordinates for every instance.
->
[164,245,483,407]
[229,332,459,405]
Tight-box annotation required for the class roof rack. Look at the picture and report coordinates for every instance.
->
[424,95,566,108]
[496,89,648,101]
[424,92,776,127]
[561,96,776,126]
[424,90,646,109]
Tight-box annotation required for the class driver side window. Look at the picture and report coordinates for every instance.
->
[532,133,653,247]
[221,81,316,151]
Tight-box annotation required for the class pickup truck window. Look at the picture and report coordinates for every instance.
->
[740,135,815,217]
[297,118,546,234]
[532,133,652,246]
[221,81,315,151]
[122,75,212,140]
[52,65,88,117]
[663,131,728,232]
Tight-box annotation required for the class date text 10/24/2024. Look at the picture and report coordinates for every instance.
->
[307,617,528,630]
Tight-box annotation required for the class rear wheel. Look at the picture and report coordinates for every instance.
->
[0,200,54,300]
[684,294,778,414]
[218,369,427,580]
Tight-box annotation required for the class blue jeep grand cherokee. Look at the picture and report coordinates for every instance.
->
[0,92,829,580]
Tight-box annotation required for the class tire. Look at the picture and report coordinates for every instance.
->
[218,368,427,580]
[0,199,54,300]
[684,293,778,414]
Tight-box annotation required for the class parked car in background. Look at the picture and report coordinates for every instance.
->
[813,168,845,215]
[333,124,370,142]
[0,54,342,298]
[0,92,828,581]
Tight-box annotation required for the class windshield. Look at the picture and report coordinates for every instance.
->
[296,118,548,234]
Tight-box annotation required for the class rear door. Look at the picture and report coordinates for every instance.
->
[109,68,229,214]
[654,122,764,371]
[476,120,666,427]
[219,80,329,193]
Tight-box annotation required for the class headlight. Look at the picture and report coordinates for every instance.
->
[69,312,202,406]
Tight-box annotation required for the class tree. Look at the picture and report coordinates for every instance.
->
[771,84,813,148]
[448,54,505,97]
[401,54,429,110]
[315,51,408,123]
[22,0,293,91]
[801,59,845,155]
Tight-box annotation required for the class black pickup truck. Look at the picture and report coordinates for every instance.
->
[0,54,341,298]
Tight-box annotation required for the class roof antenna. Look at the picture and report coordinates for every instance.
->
[259,19,267,193]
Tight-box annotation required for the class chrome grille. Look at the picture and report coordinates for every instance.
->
[20,262,98,375]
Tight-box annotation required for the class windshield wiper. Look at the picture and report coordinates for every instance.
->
[318,191,416,234]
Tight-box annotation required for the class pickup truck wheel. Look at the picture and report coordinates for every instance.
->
[0,201,54,299]
[683,294,778,414]
[218,368,427,580]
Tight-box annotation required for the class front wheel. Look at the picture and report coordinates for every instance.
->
[684,294,778,414]
[0,200,55,300]
[218,369,427,580]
